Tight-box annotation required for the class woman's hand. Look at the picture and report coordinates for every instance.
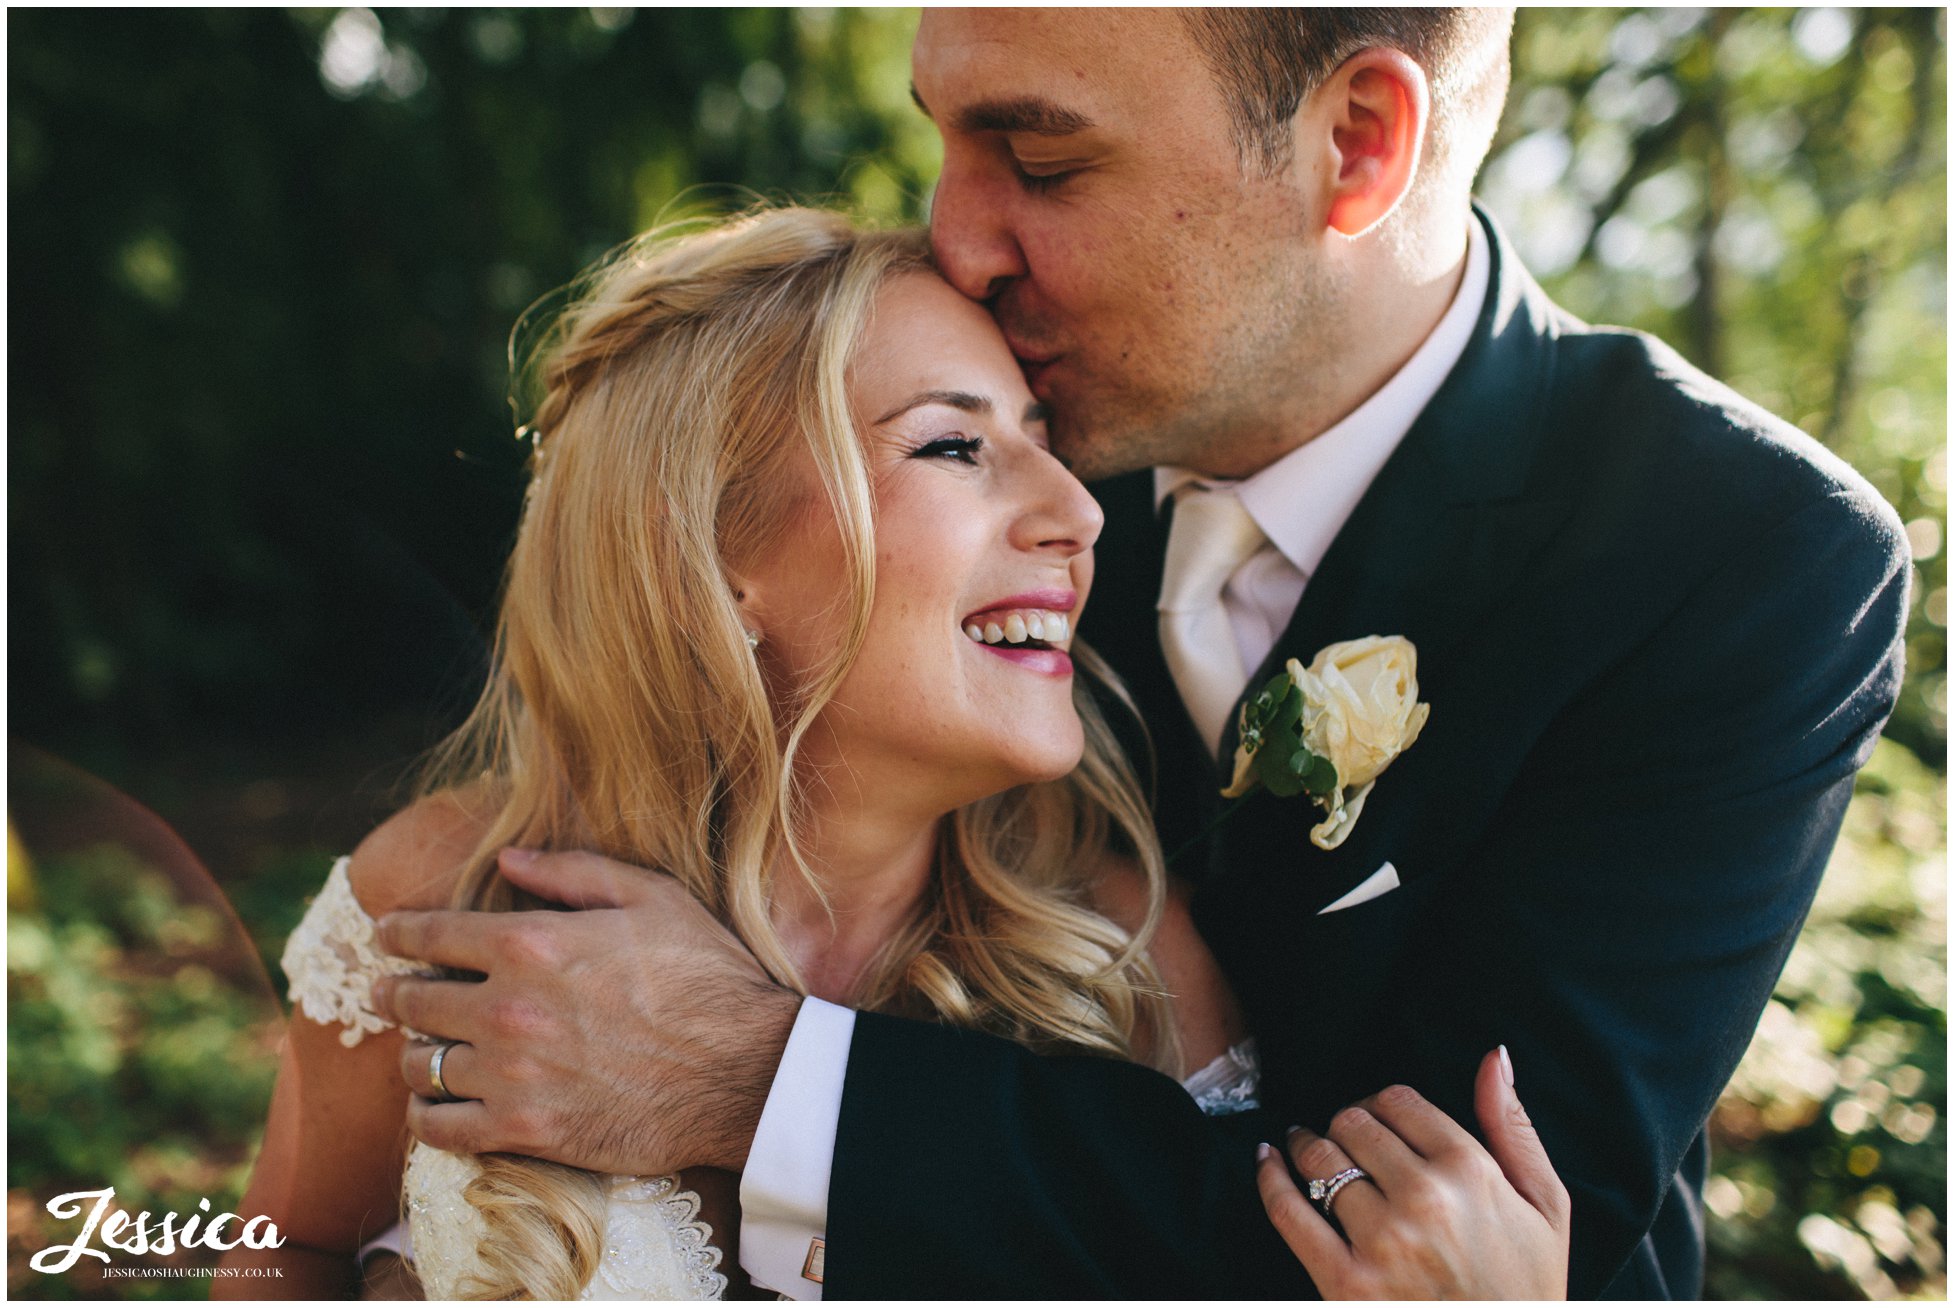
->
[1255,1047,1570,1299]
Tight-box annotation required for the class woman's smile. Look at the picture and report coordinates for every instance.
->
[961,587,1077,677]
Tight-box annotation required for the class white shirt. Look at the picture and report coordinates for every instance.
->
[737,217,1490,1299]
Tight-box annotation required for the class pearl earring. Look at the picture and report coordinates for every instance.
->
[745,630,761,649]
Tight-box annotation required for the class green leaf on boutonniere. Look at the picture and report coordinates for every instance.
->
[1261,765,1308,798]
[1238,673,1291,743]
[1302,753,1338,799]
[1257,710,1308,797]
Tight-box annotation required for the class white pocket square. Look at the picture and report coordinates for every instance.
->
[1316,862,1401,915]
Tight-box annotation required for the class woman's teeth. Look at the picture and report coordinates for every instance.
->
[962,610,1070,646]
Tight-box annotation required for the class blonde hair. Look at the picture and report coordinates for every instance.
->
[415,206,1173,1298]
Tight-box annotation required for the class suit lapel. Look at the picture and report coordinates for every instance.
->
[1214,209,1576,885]
[1092,210,1578,889]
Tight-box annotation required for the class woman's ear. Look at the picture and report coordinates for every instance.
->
[729,577,765,645]
[1317,48,1430,238]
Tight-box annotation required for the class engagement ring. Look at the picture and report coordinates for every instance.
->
[1307,1165,1368,1216]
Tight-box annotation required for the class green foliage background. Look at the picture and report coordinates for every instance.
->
[8,8,1944,1299]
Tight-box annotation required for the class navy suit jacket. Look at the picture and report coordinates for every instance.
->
[824,209,1909,1298]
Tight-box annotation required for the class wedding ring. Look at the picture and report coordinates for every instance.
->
[1307,1165,1369,1216]
[427,1040,461,1102]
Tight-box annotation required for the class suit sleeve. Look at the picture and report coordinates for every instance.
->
[1367,492,1910,1294]
[826,1015,1310,1297]
[822,492,1906,1299]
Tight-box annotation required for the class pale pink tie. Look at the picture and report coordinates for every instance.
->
[1158,485,1267,756]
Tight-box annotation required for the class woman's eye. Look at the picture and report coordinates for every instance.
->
[913,435,984,466]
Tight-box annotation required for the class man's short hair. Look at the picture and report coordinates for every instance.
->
[1183,8,1514,187]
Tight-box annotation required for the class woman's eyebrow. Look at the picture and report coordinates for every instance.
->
[873,392,1048,430]
[874,389,992,426]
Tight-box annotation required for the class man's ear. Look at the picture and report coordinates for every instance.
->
[1318,48,1429,238]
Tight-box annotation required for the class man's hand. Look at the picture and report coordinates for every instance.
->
[371,849,801,1175]
[1255,1047,1571,1299]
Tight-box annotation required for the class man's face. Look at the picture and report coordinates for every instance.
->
[912,10,1344,482]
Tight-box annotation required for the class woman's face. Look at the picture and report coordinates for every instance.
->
[747,271,1104,814]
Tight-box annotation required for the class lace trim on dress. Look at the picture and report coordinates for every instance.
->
[1183,1038,1262,1116]
[280,855,423,1047]
[404,1144,729,1300]
[592,1175,729,1300]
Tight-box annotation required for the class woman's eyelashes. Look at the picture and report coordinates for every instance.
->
[911,434,985,466]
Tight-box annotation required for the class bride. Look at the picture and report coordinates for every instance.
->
[219,207,1566,1299]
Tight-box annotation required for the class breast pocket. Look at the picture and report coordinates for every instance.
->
[1290,863,1426,1022]
[1316,862,1401,915]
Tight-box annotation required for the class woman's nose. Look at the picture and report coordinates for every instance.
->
[1012,452,1105,558]
[929,157,1028,304]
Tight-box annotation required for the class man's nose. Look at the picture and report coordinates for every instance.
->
[929,159,1028,303]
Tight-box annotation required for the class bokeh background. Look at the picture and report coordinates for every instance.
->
[8,7,1944,1299]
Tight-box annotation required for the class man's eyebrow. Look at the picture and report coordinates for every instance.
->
[1024,401,1050,426]
[874,389,993,426]
[953,96,1094,137]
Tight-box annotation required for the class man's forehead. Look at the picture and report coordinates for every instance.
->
[912,9,1180,100]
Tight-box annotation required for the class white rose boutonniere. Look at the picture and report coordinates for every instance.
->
[1220,635,1431,850]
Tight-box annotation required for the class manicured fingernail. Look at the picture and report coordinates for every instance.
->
[500,847,538,870]
[1283,1124,1303,1140]
[371,977,393,1012]
[1256,1142,1275,1162]
[1498,1044,1515,1088]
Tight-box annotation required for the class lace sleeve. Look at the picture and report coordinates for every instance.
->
[281,856,424,1048]
[1181,1038,1262,1116]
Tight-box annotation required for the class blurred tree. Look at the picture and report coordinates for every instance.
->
[1484,6,1946,766]
[9,7,937,771]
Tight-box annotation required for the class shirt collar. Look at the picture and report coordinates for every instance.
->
[1153,215,1491,577]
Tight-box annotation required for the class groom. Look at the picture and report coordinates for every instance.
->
[373,9,1908,1298]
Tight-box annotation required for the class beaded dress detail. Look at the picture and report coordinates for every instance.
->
[1183,1038,1262,1116]
[401,1148,727,1299]
[283,855,1258,1299]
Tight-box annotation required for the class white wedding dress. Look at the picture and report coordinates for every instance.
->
[283,855,1261,1299]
